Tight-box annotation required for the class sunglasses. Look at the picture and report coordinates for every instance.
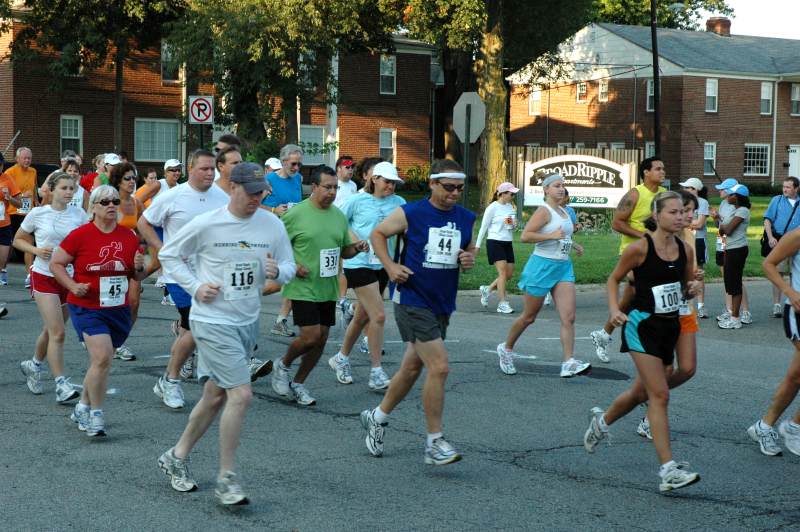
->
[343,165,354,170]
[289,162,301,168]
[166,168,181,172]
[122,175,135,181]
[437,182,465,192]
[96,198,121,206]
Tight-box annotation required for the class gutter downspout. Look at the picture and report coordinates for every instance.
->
[632,68,638,147]
[545,84,550,146]
[326,52,339,167]
[772,78,780,186]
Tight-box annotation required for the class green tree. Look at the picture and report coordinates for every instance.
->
[592,0,733,29]
[9,1,185,151]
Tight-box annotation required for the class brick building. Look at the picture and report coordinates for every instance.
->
[509,18,800,187]
[0,16,435,176]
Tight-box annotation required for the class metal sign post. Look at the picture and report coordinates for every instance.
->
[463,104,471,206]
[453,92,486,207]
[189,96,214,150]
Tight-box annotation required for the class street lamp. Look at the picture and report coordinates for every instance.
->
[650,1,686,158]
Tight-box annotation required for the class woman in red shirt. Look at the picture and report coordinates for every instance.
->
[51,185,146,437]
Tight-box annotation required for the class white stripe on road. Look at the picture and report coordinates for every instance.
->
[72,384,118,395]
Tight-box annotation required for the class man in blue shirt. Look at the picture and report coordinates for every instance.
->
[764,177,800,316]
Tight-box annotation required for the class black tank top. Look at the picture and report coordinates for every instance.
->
[631,233,686,316]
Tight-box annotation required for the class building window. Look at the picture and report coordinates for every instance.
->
[610,142,626,150]
[557,142,571,149]
[379,55,396,95]
[704,142,717,175]
[761,81,773,115]
[645,141,656,158]
[599,79,609,102]
[646,79,655,112]
[705,78,718,112]
[597,142,608,149]
[792,84,800,115]
[60,115,82,155]
[299,125,326,165]
[528,86,542,116]
[743,143,770,176]
[134,118,179,161]
[379,128,396,164]
[576,82,587,103]
[575,142,586,149]
[161,41,180,82]
[525,143,540,148]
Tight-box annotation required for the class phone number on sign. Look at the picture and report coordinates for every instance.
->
[571,196,609,205]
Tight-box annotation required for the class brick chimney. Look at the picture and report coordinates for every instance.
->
[706,16,731,36]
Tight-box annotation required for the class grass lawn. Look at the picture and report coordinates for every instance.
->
[396,191,770,291]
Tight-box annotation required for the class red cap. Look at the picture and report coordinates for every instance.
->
[337,159,354,168]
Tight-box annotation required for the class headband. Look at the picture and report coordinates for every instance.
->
[542,174,563,187]
[430,172,466,180]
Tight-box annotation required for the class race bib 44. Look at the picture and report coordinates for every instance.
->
[425,227,460,266]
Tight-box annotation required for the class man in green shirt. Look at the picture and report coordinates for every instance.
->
[272,165,369,406]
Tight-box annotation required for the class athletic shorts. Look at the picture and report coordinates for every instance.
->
[30,271,68,304]
[715,250,724,267]
[344,267,389,292]
[518,254,574,297]
[723,246,748,297]
[486,239,515,265]
[620,309,680,365]
[68,303,132,348]
[191,319,258,389]
[394,303,450,343]
[679,311,699,334]
[177,306,191,331]
[0,225,12,246]
[166,283,192,309]
[784,304,800,342]
[695,238,707,266]
[292,300,336,327]
[154,226,164,241]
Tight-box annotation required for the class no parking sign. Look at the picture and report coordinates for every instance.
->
[188,96,214,125]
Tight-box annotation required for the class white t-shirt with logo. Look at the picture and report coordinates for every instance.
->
[334,180,358,209]
[20,205,88,276]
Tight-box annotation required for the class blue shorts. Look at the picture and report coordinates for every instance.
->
[166,283,192,309]
[517,254,575,297]
[154,226,164,241]
[621,309,680,365]
[68,304,132,348]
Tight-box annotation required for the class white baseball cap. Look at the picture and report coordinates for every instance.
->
[678,177,704,190]
[104,153,121,166]
[372,161,403,182]
[264,157,282,171]
[163,159,182,170]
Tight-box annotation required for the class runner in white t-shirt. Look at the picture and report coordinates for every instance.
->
[157,162,295,506]
[13,171,87,404]
[333,156,359,324]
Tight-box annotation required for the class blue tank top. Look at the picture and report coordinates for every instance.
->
[393,199,476,315]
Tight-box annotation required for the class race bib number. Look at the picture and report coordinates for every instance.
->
[100,276,128,307]
[66,264,75,278]
[557,238,572,260]
[19,197,32,214]
[716,235,725,252]
[368,243,382,265]
[652,282,681,314]
[320,248,340,277]
[426,227,460,265]
[0,201,4,220]
[678,295,692,316]
[223,261,258,301]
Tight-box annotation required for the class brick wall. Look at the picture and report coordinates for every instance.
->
[0,30,14,161]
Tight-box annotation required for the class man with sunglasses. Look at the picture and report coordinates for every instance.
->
[334,155,358,323]
[360,159,476,466]
[138,149,230,410]
[262,144,305,337]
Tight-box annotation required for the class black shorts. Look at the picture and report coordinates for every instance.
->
[695,237,707,265]
[292,300,336,328]
[715,250,724,267]
[344,267,389,292]
[620,309,680,365]
[177,306,191,331]
[394,303,450,343]
[0,225,12,246]
[723,246,748,297]
[784,304,800,341]
[486,239,515,265]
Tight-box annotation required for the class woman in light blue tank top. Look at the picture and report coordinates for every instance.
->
[496,174,590,379]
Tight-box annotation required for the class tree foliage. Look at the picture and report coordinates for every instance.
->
[592,0,734,29]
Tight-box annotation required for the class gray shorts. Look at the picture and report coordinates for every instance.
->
[394,303,450,343]
[190,319,259,389]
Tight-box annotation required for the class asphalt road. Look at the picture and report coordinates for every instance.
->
[1,262,798,531]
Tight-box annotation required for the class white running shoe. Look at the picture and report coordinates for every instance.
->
[55,378,80,404]
[496,301,514,314]
[778,420,800,457]
[271,359,291,396]
[774,304,784,318]
[741,310,753,324]
[560,358,591,378]
[360,409,386,457]
[114,345,136,361]
[20,359,43,395]
[583,407,607,453]
[659,462,700,492]
[70,404,90,432]
[161,294,175,306]
[368,367,391,390]
[544,293,553,306]
[158,448,198,492]
[24,273,31,289]
[747,421,782,456]
[153,376,185,409]
[359,336,369,354]
[179,354,195,380]
[479,285,490,308]
[249,357,272,382]
[495,342,518,375]
[424,437,462,466]
[590,330,612,363]
[717,316,742,329]
[716,310,731,322]
[290,383,316,406]
[86,410,106,437]
[696,305,707,319]
[637,417,653,440]
[328,353,353,384]
[215,471,249,506]
[270,318,296,337]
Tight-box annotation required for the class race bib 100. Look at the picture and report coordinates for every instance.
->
[425,227,460,266]
[223,261,258,301]
[652,281,681,314]
[320,248,340,277]
[100,275,128,307]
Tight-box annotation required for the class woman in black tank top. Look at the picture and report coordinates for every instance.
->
[583,191,703,493]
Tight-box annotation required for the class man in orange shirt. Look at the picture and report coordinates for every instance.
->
[0,170,23,285]
[4,147,38,286]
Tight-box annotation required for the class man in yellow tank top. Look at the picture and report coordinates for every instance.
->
[591,157,666,362]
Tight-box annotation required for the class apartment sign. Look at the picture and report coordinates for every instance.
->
[524,154,633,209]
